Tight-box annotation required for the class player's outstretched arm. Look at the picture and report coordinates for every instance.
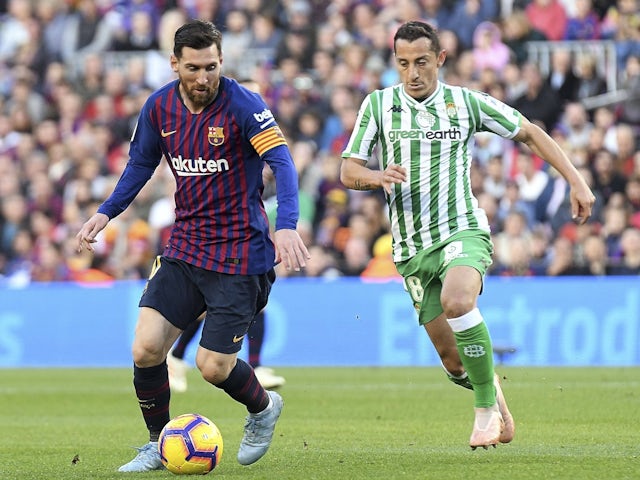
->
[340,157,407,195]
[513,118,595,224]
[76,212,110,252]
[273,228,310,272]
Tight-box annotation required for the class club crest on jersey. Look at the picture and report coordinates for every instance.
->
[446,102,457,118]
[208,126,225,146]
[415,111,435,129]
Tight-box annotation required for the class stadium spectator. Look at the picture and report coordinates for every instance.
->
[564,0,602,40]
[0,193,29,257]
[2,227,33,285]
[617,53,640,126]
[445,0,498,50]
[447,49,477,86]
[545,47,580,104]
[437,28,462,73]
[471,21,511,75]
[546,235,587,275]
[502,10,547,65]
[111,9,159,52]
[574,51,608,100]
[601,0,640,71]
[4,69,47,125]
[302,244,343,278]
[360,233,401,279]
[500,61,527,105]
[494,210,533,267]
[421,0,454,30]
[0,0,33,63]
[275,27,315,71]
[30,238,70,281]
[610,227,640,275]
[59,0,114,70]
[497,179,532,226]
[612,123,639,176]
[625,174,640,215]
[341,233,371,276]
[601,205,629,260]
[591,148,628,205]
[218,8,252,77]
[525,0,568,41]
[512,62,563,131]
[143,8,184,90]
[528,225,553,273]
[247,11,284,69]
[557,102,594,150]
[608,227,640,274]
[477,192,501,233]
[491,235,539,276]
[32,0,68,69]
[579,232,612,275]
[514,149,550,223]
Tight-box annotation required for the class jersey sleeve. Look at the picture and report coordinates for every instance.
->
[262,144,299,230]
[240,89,299,231]
[469,90,522,139]
[97,101,163,219]
[341,93,379,162]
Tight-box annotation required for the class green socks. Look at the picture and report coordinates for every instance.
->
[448,308,496,408]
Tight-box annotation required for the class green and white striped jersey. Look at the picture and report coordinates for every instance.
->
[342,81,522,262]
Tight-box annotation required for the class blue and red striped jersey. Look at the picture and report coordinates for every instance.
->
[98,77,300,274]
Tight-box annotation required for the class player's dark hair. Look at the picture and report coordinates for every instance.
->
[173,20,222,58]
[393,21,441,55]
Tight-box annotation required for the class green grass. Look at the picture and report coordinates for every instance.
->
[0,367,638,479]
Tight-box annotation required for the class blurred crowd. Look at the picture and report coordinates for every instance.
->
[0,0,639,286]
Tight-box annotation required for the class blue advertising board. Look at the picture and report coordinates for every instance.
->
[0,276,637,367]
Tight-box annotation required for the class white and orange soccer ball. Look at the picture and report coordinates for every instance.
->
[158,413,223,475]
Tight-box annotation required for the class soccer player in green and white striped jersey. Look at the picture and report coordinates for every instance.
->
[341,21,595,449]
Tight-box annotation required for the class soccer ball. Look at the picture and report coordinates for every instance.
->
[158,413,223,475]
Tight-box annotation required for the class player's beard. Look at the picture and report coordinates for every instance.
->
[185,83,218,109]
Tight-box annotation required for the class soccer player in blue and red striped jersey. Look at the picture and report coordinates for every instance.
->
[76,19,309,472]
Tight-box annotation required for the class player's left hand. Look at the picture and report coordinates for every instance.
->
[570,181,596,225]
[274,229,310,272]
[76,213,110,252]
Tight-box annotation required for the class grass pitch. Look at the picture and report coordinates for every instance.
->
[0,367,638,480]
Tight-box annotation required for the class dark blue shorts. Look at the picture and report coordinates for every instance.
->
[139,256,275,354]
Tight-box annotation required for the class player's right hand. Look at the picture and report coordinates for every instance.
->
[75,213,110,252]
[570,180,596,225]
[381,164,407,195]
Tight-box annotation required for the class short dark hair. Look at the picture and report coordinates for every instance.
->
[393,21,441,55]
[173,20,222,58]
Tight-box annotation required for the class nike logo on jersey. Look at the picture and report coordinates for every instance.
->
[232,334,245,343]
[161,129,177,137]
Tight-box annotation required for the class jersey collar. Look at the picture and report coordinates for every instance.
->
[400,81,442,109]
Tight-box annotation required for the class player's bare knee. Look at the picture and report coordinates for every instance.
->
[441,295,475,319]
[199,365,229,385]
[197,356,233,385]
[131,340,164,366]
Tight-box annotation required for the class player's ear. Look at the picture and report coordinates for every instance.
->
[437,49,447,68]
[170,54,179,72]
